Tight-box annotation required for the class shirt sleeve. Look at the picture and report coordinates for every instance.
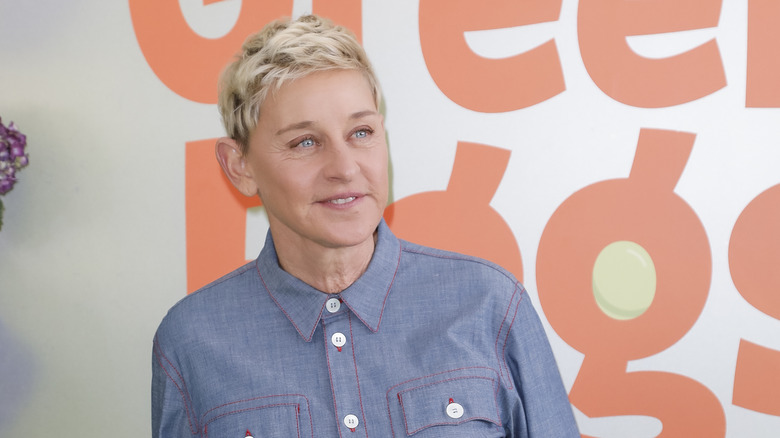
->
[503,284,581,437]
[151,333,198,438]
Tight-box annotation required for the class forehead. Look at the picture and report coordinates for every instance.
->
[258,70,376,126]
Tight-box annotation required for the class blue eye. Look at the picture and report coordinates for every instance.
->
[298,138,315,148]
[354,128,373,139]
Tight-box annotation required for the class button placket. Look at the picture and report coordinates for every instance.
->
[322,310,367,436]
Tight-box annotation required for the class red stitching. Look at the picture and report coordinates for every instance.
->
[348,312,369,437]
[399,375,495,396]
[342,238,401,332]
[202,403,300,438]
[322,323,344,438]
[373,239,402,332]
[406,416,499,435]
[295,405,301,437]
[153,336,198,435]
[399,388,409,434]
[179,262,254,302]
[388,390,397,438]
[494,283,520,388]
[386,366,498,395]
[303,393,314,437]
[157,343,196,415]
[385,367,499,438]
[400,246,516,284]
[402,243,521,390]
[500,286,524,391]
[398,376,502,434]
[399,376,496,435]
[492,366,502,426]
[201,394,310,420]
[256,263,319,342]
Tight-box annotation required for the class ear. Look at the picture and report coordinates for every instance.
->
[215,137,258,197]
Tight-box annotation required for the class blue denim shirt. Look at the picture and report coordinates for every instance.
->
[152,220,579,437]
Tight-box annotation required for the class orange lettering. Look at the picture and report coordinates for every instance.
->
[385,141,523,280]
[729,183,780,415]
[733,340,780,416]
[313,0,362,42]
[537,129,724,436]
[185,139,261,293]
[578,0,725,107]
[746,0,780,107]
[418,0,564,112]
[129,0,291,103]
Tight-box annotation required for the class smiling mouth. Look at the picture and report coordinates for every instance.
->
[328,196,357,205]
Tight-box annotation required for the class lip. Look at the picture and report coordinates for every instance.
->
[317,192,364,208]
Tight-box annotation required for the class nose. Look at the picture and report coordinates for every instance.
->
[323,141,360,181]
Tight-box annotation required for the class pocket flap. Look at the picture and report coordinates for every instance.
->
[399,375,501,435]
[202,394,312,438]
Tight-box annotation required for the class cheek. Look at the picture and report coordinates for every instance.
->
[371,160,390,205]
[253,166,290,201]
[262,165,320,204]
[366,150,389,184]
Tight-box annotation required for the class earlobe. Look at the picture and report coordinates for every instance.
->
[215,137,258,197]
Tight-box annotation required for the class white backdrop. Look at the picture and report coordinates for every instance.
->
[1,0,779,436]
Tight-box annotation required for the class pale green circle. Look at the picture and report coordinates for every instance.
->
[592,240,656,320]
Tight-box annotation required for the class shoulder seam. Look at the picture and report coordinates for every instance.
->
[401,246,516,284]
[165,262,256,314]
[153,334,199,434]
[495,282,526,390]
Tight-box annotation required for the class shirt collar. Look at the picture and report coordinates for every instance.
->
[255,219,401,342]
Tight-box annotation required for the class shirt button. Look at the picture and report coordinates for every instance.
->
[446,402,464,419]
[331,332,347,348]
[325,297,341,313]
[344,414,359,429]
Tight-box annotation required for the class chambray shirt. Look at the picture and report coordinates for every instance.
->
[152,220,579,437]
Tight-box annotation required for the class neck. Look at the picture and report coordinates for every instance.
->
[273,231,377,294]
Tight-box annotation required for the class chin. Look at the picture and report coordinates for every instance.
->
[318,220,379,249]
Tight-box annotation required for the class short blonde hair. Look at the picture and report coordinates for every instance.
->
[218,14,382,154]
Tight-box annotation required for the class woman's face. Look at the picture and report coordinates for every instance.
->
[244,69,388,253]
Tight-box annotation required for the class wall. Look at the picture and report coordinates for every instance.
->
[0,0,778,436]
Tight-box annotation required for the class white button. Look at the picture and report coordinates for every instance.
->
[344,414,359,428]
[326,297,341,313]
[331,332,347,348]
[446,402,464,419]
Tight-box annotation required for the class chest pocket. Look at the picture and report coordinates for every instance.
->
[387,367,504,437]
[202,394,312,438]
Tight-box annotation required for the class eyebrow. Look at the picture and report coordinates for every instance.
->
[274,110,379,136]
[275,121,313,136]
[349,110,378,121]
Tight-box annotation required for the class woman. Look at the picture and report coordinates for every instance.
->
[152,14,579,437]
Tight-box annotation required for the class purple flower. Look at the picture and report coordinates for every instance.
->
[0,178,14,194]
[0,117,29,196]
